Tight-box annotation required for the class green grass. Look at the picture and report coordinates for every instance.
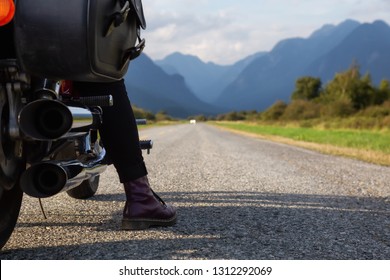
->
[137,120,184,130]
[214,122,390,154]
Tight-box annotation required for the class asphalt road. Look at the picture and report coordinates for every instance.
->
[1,123,389,259]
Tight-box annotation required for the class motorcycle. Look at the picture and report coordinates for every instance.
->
[0,0,149,249]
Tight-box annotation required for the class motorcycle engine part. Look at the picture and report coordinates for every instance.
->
[14,0,145,82]
[33,79,61,100]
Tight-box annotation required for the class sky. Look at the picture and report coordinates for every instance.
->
[140,0,390,65]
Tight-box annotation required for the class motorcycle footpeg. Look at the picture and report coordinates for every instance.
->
[139,140,153,154]
[77,95,113,107]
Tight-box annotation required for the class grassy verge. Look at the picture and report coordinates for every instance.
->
[137,120,184,130]
[212,121,390,166]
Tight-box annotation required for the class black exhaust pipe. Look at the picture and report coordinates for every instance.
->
[19,99,94,140]
[20,163,68,198]
[20,156,107,198]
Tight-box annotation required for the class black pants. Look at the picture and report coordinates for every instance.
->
[73,80,148,183]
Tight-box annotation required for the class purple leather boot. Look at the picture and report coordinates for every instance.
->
[122,176,177,230]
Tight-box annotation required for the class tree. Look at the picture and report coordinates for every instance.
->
[291,77,322,101]
[379,79,390,92]
[375,79,390,105]
[321,62,375,110]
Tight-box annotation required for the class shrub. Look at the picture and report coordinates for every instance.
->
[320,98,356,118]
[132,105,156,121]
[261,100,287,121]
[281,100,321,120]
[357,101,390,118]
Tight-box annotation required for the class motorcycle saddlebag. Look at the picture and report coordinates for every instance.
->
[13,0,145,82]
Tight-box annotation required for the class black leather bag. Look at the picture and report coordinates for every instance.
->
[14,0,146,82]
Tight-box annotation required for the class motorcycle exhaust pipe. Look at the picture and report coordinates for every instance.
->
[19,99,94,140]
[20,163,68,198]
[20,157,107,198]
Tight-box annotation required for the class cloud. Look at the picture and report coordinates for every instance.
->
[144,6,243,63]
[141,0,390,64]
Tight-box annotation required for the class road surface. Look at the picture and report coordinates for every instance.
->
[1,123,389,259]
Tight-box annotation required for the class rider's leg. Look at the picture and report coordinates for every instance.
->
[73,80,177,230]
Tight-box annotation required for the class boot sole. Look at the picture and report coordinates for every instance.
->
[121,214,177,230]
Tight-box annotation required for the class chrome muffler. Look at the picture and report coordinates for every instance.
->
[20,153,107,198]
[18,99,95,140]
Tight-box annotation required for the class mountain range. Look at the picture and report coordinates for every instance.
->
[124,19,390,118]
